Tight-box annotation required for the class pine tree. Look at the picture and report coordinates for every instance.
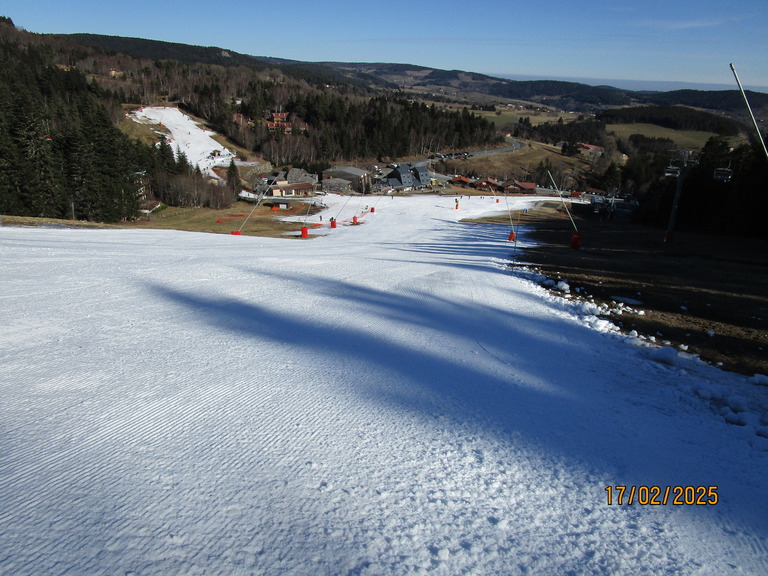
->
[226,157,240,200]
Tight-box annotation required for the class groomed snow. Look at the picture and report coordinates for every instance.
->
[3,107,768,574]
[2,195,767,575]
[130,106,236,176]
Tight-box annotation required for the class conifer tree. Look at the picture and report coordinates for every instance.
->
[226,157,240,200]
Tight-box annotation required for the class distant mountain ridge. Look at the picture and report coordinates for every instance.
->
[64,33,768,116]
[65,33,390,90]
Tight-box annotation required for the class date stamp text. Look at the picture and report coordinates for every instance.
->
[605,485,718,506]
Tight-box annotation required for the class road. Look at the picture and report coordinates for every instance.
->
[413,137,526,183]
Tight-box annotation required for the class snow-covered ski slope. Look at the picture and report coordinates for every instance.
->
[3,202,768,575]
[130,106,236,176]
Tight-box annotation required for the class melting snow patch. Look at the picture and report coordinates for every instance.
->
[575,301,601,316]
[610,295,643,306]
[582,315,620,333]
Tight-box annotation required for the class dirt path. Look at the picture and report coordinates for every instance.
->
[508,202,768,377]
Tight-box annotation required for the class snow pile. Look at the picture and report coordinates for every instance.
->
[2,195,768,575]
[649,345,680,366]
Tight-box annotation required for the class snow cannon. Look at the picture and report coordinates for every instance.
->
[570,231,582,249]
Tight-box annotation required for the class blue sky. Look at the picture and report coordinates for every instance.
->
[4,0,767,91]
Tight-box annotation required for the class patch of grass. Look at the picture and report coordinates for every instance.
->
[128,201,317,237]
[474,106,579,128]
[606,123,742,149]
[440,143,590,181]
[2,201,322,238]
[0,215,120,229]
[117,105,169,145]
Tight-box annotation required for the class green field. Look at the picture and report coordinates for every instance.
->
[2,201,316,238]
[438,142,590,183]
[606,123,746,149]
[474,106,581,129]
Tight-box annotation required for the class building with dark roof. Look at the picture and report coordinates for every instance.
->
[411,166,431,187]
[322,166,372,193]
[385,165,415,189]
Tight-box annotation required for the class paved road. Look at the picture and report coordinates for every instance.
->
[414,137,525,182]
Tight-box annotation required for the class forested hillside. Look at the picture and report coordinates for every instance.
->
[60,31,503,166]
[0,22,237,221]
[0,20,501,221]
[2,16,767,237]
[68,33,386,90]
[0,33,146,220]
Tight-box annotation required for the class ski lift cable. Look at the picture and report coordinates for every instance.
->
[372,192,386,209]
[355,190,367,217]
[334,192,355,222]
[730,63,768,164]
[502,191,519,257]
[236,189,265,233]
[547,170,578,232]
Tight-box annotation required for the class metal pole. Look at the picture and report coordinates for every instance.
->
[237,188,265,233]
[730,63,768,163]
[665,161,686,243]
[547,170,578,232]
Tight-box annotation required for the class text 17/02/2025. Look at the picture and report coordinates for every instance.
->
[605,486,718,506]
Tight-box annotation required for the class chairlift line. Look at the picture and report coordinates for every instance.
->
[730,63,768,164]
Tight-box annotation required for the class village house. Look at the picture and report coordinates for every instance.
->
[268,181,316,197]
[474,177,500,192]
[384,165,416,190]
[321,178,353,194]
[578,142,604,157]
[233,112,251,128]
[500,180,521,193]
[267,111,292,134]
[513,180,537,194]
[322,166,372,193]
[410,166,431,188]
